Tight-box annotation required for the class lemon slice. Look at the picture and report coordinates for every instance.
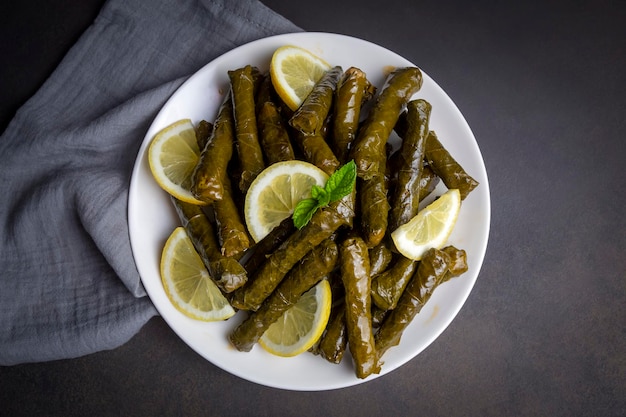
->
[391,189,462,261]
[270,45,332,111]
[244,160,328,242]
[259,279,332,357]
[148,119,206,205]
[160,227,235,321]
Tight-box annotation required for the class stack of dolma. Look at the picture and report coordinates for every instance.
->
[164,56,479,380]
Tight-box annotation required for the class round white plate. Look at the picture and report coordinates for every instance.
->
[128,32,490,391]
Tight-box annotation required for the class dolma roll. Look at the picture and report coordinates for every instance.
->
[229,239,338,352]
[229,65,266,193]
[374,246,466,359]
[331,67,376,163]
[424,131,479,200]
[318,301,348,364]
[257,101,295,164]
[242,217,295,275]
[369,241,394,277]
[171,197,248,293]
[194,120,213,151]
[289,66,343,136]
[340,236,381,379]
[370,255,418,311]
[230,195,355,311]
[350,66,423,180]
[417,163,440,202]
[191,95,235,203]
[358,174,389,247]
[255,72,274,115]
[293,130,341,176]
[212,175,251,259]
[388,99,432,231]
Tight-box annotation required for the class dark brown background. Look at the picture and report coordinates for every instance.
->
[1,1,624,416]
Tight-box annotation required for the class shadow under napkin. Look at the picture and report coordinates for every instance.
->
[0,0,301,365]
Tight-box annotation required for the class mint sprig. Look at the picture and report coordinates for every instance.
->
[292,160,357,229]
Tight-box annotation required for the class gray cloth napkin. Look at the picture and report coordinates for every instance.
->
[0,0,300,365]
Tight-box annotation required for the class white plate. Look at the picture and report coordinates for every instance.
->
[128,32,490,391]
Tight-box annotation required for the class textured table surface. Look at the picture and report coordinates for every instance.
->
[1,1,624,416]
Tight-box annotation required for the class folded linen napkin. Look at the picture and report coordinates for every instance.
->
[0,0,300,365]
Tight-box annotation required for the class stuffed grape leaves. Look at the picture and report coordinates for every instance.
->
[331,67,376,163]
[212,175,251,259]
[340,236,381,379]
[370,255,418,311]
[350,66,423,180]
[229,239,338,352]
[289,66,343,136]
[194,120,213,151]
[191,95,235,203]
[358,174,389,247]
[229,65,266,193]
[257,101,295,164]
[171,197,248,293]
[375,246,467,359]
[242,217,295,274]
[369,241,394,277]
[318,301,348,364]
[424,131,479,200]
[388,99,431,231]
[230,195,354,311]
[292,130,340,176]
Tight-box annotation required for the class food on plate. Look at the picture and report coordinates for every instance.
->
[148,119,206,205]
[212,175,250,259]
[243,160,328,243]
[160,227,235,321]
[388,98,432,232]
[368,241,394,277]
[241,217,295,275]
[229,65,266,193]
[191,95,235,203]
[331,67,376,163]
[370,255,418,311]
[194,119,213,151]
[339,236,381,379]
[230,195,354,311]
[230,239,337,354]
[270,45,332,111]
[171,197,248,293]
[317,298,348,364]
[147,44,479,379]
[424,131,479,200]
[350,66,424,247]
[289,65,343,136]
[374,246,467,359]
[351,66,423,179]
[259,278,333,357]
[391,188,461,261]
[394,113,479,200]
[256,100,296,164]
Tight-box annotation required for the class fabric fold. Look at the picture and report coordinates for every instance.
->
[0,0,301,365]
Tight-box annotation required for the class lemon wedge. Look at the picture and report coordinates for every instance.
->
[160,227,235,321]
[148,119,206,205]
[391,189,461,261]
[244,160,328,242]
[259,279,332,357]
[270,45,331,111]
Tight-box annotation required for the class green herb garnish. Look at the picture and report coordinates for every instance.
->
[292,160,357,229]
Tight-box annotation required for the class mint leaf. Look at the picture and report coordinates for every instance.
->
[292,198,320,229]
[291,160,357,229]
[311,184,330,206]
[325,160,357,202]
